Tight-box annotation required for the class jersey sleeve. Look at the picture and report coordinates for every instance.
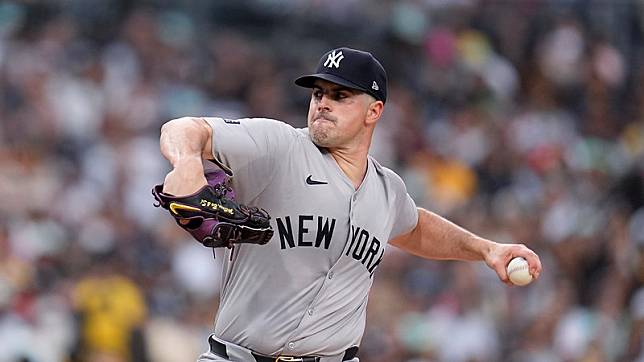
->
[203,117,295,200]
[389,173,419,240]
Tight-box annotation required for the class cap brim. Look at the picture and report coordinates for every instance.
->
[294,73,369,94]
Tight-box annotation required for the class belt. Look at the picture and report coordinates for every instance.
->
[209,336,358,362]
[251,353,319,362]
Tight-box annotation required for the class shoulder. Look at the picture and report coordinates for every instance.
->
[369,156,405,186]
[205,116,290,129]
[368,156,411,200]
[205,117,307,140]
[251,119,312,144]
[256,123,316,145]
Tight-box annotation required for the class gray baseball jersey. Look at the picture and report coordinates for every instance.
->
[203,117,418,357]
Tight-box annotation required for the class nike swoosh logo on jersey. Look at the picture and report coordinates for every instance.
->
[306,175,328,185]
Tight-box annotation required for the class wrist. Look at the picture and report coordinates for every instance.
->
[475,236,497,262]
[170,154,203,169]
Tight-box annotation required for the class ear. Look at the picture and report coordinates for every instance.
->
[365,100,384,126]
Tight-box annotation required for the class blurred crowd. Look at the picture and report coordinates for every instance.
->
[0,1,643,361]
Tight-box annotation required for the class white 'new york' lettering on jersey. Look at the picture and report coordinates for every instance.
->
[203,117,418,357]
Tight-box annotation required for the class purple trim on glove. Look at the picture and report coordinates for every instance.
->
[185,170,233,247]
[187,218,220,245]
[206,170,235,199]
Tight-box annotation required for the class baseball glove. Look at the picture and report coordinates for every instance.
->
[152,171,273,248]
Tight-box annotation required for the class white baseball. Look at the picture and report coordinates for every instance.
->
[507,257,533,286]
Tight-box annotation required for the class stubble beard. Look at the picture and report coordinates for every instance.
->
[310,126,332,147]
[309,113,338,147]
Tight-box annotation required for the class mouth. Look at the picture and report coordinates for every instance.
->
[313,114,336,124]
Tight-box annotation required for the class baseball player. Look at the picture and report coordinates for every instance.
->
[156,47,542,362]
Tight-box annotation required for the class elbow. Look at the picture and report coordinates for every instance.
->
[160,117,200,138]
[159,117,211,162]
[160,117,180,142]
[160,117,209,144]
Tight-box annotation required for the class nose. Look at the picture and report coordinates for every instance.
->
[316,94,331,112]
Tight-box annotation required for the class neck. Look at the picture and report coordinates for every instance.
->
[329,149,368,190]
[328,132,372,189]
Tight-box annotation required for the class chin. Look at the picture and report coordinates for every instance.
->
[310,131,332,147]
[310,135,328,147]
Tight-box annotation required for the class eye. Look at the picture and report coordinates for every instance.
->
[313,89,323,99]
[334,91,350,101]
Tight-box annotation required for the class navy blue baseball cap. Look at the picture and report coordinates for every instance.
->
[295,47,388,103]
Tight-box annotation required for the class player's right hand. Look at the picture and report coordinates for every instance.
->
[484,242,542,286]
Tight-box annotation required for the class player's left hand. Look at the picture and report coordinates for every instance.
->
[484,242,542,285]
[152,170,274,248]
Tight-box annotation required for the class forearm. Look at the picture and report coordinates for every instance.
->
[392,208,495,261]
[160,117,212,195]
[160,117,212,166]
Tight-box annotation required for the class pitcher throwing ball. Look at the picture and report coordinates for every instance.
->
[156,47,543,362]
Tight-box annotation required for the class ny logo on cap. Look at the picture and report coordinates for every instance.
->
[372,81,379,91]
[324,50,344,68]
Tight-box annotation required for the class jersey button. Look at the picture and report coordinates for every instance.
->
[287,342,295,349]
[328,272,334,279]
[307,308,313,316]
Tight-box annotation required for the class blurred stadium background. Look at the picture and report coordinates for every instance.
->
[0,0,643,361]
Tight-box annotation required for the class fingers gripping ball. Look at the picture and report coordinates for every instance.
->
[507,257,533,286]
[152,171,274,248]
